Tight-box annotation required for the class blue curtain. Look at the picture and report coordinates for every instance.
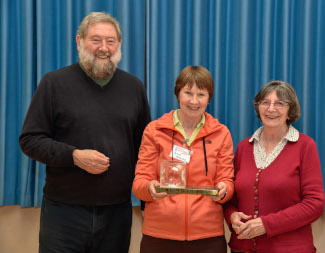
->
[147,0,325,189]
[1,0,324,207]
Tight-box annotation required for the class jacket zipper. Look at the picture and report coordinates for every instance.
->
[185,161,189,240]
[184,143,191,240]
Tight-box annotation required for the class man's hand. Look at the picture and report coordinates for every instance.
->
[73,149,110,174]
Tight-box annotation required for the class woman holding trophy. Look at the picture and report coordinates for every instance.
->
[133,66,234,253]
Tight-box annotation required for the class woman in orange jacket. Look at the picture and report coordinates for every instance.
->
[132,66,235,253]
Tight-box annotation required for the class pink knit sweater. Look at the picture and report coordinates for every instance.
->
[224,132,325,253]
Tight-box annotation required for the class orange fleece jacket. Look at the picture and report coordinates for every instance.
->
[133,111,234,241]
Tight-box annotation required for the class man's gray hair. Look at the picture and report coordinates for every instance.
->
[77,12,122,41]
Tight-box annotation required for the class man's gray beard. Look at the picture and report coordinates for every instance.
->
[79,40,122,79]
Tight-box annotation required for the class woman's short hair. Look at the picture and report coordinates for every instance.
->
[253,80,301,124]
[77,12,122,41]
[174,66,214,102]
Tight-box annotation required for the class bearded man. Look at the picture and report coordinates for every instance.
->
[19,12,151,253]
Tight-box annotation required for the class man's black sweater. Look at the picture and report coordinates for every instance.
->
[19,63,151,205]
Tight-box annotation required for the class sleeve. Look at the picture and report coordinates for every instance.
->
[133,82,151,162]
[214,128,235,204]
[223,145,241,230]
[19,74,76,167]
[132,123,160,202]
[261,138,325,237]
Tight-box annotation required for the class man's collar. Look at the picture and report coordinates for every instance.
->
[79,62,114,86]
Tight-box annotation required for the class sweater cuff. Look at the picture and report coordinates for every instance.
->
[64,145,77,166]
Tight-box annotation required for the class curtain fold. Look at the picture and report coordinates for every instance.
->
[0,0,324,207]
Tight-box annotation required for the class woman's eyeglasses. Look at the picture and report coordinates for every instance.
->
[258,100,289,109]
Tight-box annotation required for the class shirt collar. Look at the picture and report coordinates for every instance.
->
[172,109,205,128]
[79,62,113,86]
[249,125,299,143]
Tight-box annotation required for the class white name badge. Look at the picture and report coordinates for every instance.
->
[169,145,191,163]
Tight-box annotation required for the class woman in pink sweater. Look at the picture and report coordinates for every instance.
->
[224,81,325,253]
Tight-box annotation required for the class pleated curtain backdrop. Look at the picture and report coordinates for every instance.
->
[0,0,324,207]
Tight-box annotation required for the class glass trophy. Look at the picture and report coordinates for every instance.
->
[160,160,186,188]
[157,160,219,196]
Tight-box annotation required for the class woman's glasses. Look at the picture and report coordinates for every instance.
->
[258,100,289,109]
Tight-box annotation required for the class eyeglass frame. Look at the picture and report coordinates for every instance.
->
[257,100,289,109]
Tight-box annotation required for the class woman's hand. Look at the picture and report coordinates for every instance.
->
[236,217,266,240]
[230,212,252,235]
[147,180,168,201]
[209,181,227,201]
